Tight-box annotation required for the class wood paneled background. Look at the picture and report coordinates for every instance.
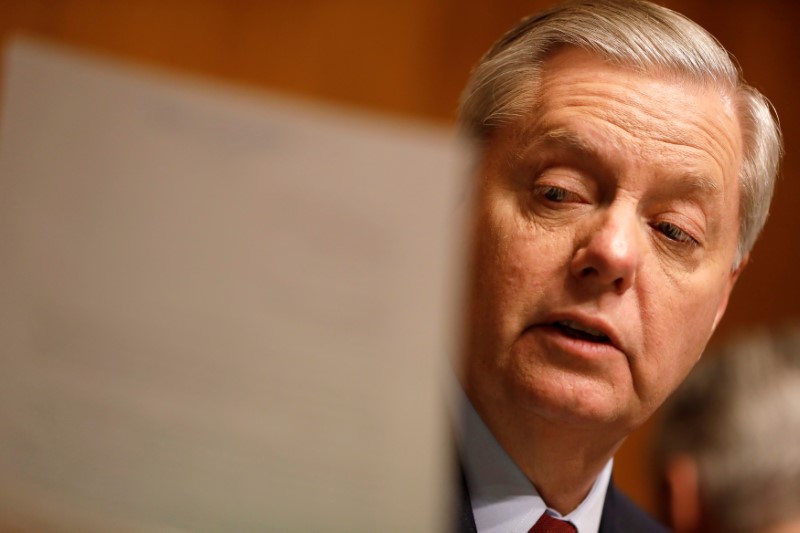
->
[0,0,797,521]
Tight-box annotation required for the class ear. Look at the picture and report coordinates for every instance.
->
[711,254,748,332]
[665,454,702,533]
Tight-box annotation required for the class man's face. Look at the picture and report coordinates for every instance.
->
[462,48,744,437]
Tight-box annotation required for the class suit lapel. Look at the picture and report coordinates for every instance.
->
[599,479,669,533]
[456,461,478,533]
[598,480,618,533]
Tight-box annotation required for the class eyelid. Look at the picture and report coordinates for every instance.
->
[655,198,708,237]
[535,184,585,204]
[655,221,699,246]
[534,166,595,199]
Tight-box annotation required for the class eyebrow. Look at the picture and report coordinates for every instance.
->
[515,127,598,162]
[520,126,721,194]
[540,128,596,154]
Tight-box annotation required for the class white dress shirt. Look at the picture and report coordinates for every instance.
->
[454,384,612,533]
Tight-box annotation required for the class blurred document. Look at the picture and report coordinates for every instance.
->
[0,38,464,532]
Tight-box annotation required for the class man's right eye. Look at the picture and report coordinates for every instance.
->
[542,186,568,202]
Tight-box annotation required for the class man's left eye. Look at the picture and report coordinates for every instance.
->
[654,221,698,245]
[538,185,580,203]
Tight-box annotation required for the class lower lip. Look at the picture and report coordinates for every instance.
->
[521,324,623,361]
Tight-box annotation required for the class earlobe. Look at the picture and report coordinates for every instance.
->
[711,254,749,332]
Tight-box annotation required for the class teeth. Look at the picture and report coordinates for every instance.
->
[557,320,606,338]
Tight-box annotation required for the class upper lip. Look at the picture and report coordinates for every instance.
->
[539,311,624,351]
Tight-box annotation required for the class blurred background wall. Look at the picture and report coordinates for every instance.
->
[0,0,797,520]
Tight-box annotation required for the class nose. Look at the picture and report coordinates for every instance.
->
[570,208,640,294]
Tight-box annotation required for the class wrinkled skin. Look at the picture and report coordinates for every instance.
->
[462,48,745,446]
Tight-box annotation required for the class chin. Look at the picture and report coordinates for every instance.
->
[511,373,638,431]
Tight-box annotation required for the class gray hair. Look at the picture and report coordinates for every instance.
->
[658,324,800,532]
[458,0,782,267]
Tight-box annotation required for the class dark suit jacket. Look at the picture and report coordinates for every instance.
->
[455,466,670,533]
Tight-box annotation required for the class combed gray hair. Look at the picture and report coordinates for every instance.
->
[658,325,800,532]
[458,0,782,267]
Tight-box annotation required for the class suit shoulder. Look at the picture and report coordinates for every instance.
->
[600,484,670,533]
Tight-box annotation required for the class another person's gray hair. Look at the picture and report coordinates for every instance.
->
[458,0,782,267]
[657,324,800,533]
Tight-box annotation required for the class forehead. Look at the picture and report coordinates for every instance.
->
[510,48,744,190]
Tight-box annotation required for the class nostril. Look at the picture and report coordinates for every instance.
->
[614,276,629,292]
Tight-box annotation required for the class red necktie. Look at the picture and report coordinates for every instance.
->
[529,512,577,533]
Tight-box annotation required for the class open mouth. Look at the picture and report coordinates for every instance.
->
[553,320,611,344]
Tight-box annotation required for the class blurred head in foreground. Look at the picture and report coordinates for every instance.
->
[658,324,800,533]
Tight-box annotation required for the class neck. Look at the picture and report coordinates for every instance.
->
[472,397,626,515]
[513,425,622,514]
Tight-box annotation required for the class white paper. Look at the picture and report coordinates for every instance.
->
[0,38,466,532]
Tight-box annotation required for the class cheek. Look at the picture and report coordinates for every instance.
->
[480,223,555,313]
[639,285,724,406]
[466,216,550,351]
[470,233,529,328]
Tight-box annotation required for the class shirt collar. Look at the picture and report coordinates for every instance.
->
[454,383,612,533]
